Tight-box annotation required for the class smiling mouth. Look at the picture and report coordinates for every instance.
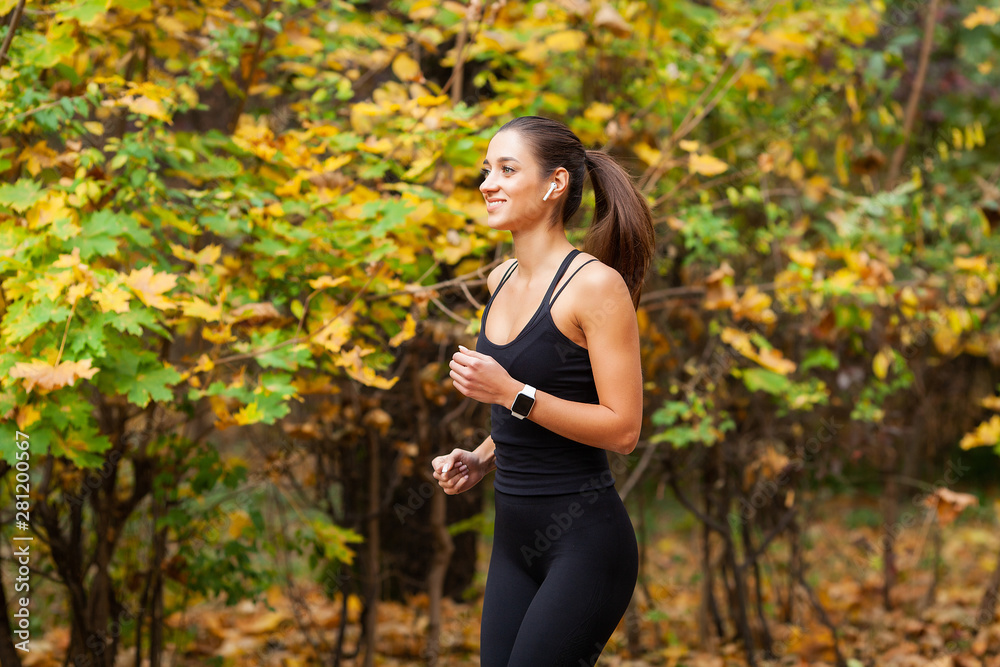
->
[485,199,507,212]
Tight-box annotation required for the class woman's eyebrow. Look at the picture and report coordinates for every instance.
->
[482,157,522,165]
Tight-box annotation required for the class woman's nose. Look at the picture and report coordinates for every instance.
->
[480,174,495,193]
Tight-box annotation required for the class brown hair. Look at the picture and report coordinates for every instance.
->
[497,116,655,310]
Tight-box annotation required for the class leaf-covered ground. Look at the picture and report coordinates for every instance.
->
[21,493,1000,667]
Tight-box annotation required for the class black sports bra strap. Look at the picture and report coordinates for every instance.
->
[550,258,599,305]
[493,260,518,295]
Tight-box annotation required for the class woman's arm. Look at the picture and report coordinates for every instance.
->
[451,263,642,455]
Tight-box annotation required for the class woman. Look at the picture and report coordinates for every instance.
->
[431,115,655,666]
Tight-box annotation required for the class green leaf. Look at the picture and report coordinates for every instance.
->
[801,348,839,371]
[126,364,183,407]
[57,0,107,26]
[1,297,73,344]
[0,425,57,467]
[28,23,77,69]
[83,210,154,248]
[742,368,793,395]
[0,180,44,212]
[110,0,151,12]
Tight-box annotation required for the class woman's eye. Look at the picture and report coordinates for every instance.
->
[502,166,515,174]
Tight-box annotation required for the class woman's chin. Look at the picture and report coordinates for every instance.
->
[484,215,513,231]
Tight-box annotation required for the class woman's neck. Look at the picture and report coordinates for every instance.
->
[509,227,576,287]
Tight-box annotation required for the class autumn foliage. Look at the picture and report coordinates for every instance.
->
[1,0,999,664]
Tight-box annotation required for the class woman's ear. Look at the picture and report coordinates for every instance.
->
[548,167,570,201]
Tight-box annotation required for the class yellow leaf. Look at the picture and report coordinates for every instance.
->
[593,4,631,36]
[83,121,105,135]
[981,396,1000,411]
[125,95,172,124]
[234,402,262,426]
[787,247,816,269]
[10,358,99,393]
[389,314,417,347]
[960,415,1000,449]
[357,137,393,154]
[689,153,729,176]
[392,53,423,82]
[872,347,892,380]
[963,5,1000,29]
[310,275,350,290]
[756,347,796,375]
[408,0,436,20]
[584,102,615,123]
[67,282,92,305]
[731,286,775,324]
[155,15,188,37]
[192,354,215,373]
[92,281,132,314]
[900,285,919,318]
[16,404,41,431]
[316,318,352,354]
[286,31,324,56]
[678,140,699,152]
[416,94,449,107]
[932,322,960,356]
[336,347,399,389]
[924,487,979,526]
[632,142,662,168]
[845,83,861,124]
[803,175,831,203]
[225,510,253,540]
[179,297,222,322]
[751,27,812,57]
[125,266,178,310]
[404,152,440,180]
[704,262,737,310]
[27,192,74,229]
[235,609,289,634]
[721,327,795,375]
[482,97,522,118]
[170,243,222,266]
[954,255,988,273]
[544,30,587,52]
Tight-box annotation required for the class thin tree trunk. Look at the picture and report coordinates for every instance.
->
[424,482,453,666]
[881,469,899,609]
[978,541,1000,631]
[363,430,380,667]
[886,0,942,185]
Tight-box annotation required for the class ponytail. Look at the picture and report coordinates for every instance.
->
[583,150,655,310]
[496,116,656,310]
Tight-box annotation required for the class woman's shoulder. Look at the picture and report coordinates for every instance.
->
[486,258,518,296]
[568,252,620,287]
[561,252,633,316]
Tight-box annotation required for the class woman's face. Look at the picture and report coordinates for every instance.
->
[479,130,553,231]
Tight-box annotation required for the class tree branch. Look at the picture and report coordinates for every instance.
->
[0,0,26,66]
[886,0,941,186]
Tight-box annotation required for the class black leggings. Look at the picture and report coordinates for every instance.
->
[481,486,639,667]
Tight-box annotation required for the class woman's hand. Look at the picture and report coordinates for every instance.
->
[449,345,520,407]
[432,448,489,495]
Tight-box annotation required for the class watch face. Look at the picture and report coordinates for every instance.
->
[512,393,535,414]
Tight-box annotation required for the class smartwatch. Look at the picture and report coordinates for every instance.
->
[510,384,536,420]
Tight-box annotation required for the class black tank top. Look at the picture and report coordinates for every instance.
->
[476,248,616,496]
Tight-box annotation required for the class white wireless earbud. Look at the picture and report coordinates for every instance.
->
[542,182,557,201]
